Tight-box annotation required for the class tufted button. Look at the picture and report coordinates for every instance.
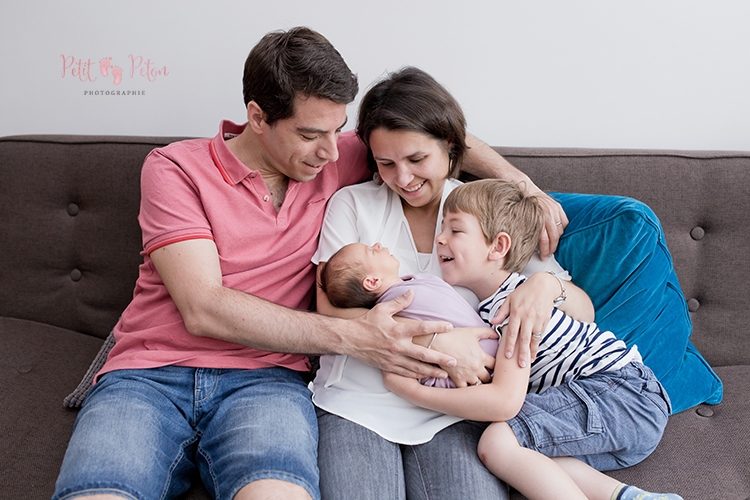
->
[17,365,33,374]
[67,203,80,216]
[690,226,705,241]
[70,269,82,282]
[687,298,700,312]
[695,406,714,418]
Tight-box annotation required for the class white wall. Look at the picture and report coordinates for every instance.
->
[2,0,748,150]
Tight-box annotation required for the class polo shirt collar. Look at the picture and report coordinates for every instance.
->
[210,120,256,186]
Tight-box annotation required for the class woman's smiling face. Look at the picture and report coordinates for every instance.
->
[369,128,451,209]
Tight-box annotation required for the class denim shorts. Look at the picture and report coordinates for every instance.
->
[507,362,671,471]
[53,366,319,500]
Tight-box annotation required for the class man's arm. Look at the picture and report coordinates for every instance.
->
[150,238,456,378]
[462,134,567,259]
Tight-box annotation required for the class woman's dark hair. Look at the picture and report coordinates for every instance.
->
[356,67,467,177]
[243,27,359,125]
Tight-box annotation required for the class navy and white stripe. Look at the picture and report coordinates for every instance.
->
[478,273,641,394]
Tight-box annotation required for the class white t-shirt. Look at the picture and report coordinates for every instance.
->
[311,179,569,444]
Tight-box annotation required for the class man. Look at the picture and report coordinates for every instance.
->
[53,27,568,500]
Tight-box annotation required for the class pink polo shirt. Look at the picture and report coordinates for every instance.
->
[99,120,369,376]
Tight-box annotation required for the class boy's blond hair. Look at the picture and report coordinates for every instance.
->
[443,179,544,273]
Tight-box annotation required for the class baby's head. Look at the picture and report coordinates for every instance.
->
[319,243,401,309]
[439,179,544,278]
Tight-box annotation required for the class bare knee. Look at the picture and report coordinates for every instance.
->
[477,421,518,467]
[234,478,313,500]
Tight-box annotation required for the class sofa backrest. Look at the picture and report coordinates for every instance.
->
[494,147,750,368]
[1,135,748,369]
[0,135,186,339]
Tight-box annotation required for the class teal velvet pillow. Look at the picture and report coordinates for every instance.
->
[552,193,723,414]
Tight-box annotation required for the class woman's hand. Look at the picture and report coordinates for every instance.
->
[348,290,458,379]
[427,326,497,387]
[490,272,594,367]
[489,272,559,367]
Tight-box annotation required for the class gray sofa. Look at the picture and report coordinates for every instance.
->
[1,135,747,500]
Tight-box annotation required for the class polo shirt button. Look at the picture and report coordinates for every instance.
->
[263,195,270,202]
[250,173,257,178]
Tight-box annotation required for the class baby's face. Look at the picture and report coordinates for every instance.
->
[345,243,401,277]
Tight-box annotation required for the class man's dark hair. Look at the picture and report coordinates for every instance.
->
[356,66,467,177]
[243,27,359,124]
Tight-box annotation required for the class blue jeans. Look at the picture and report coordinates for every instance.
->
[53,366,319,500]
[317,409,509,500]
[508,362,671,471]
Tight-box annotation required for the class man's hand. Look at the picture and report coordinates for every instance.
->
[527,189,568,260]
[348,290,456,379]
[460,134,568,259]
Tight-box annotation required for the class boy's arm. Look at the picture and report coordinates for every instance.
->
[382,333,529,422]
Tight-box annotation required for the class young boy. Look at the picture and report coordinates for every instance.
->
[319,179,681,500]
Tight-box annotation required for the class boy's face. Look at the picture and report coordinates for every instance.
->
[345,242,401,278]
[436,210,494,295]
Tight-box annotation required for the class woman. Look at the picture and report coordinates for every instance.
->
[312,67,594,499]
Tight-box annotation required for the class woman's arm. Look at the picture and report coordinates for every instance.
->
[383,334,528,422]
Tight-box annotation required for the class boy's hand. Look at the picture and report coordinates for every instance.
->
[349,290,456,379]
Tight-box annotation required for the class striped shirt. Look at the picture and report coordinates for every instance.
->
[478,273,641,394]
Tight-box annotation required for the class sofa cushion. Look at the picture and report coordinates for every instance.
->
[0,317,104,499]
[553,193,723,413]
[63,329,116,408]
